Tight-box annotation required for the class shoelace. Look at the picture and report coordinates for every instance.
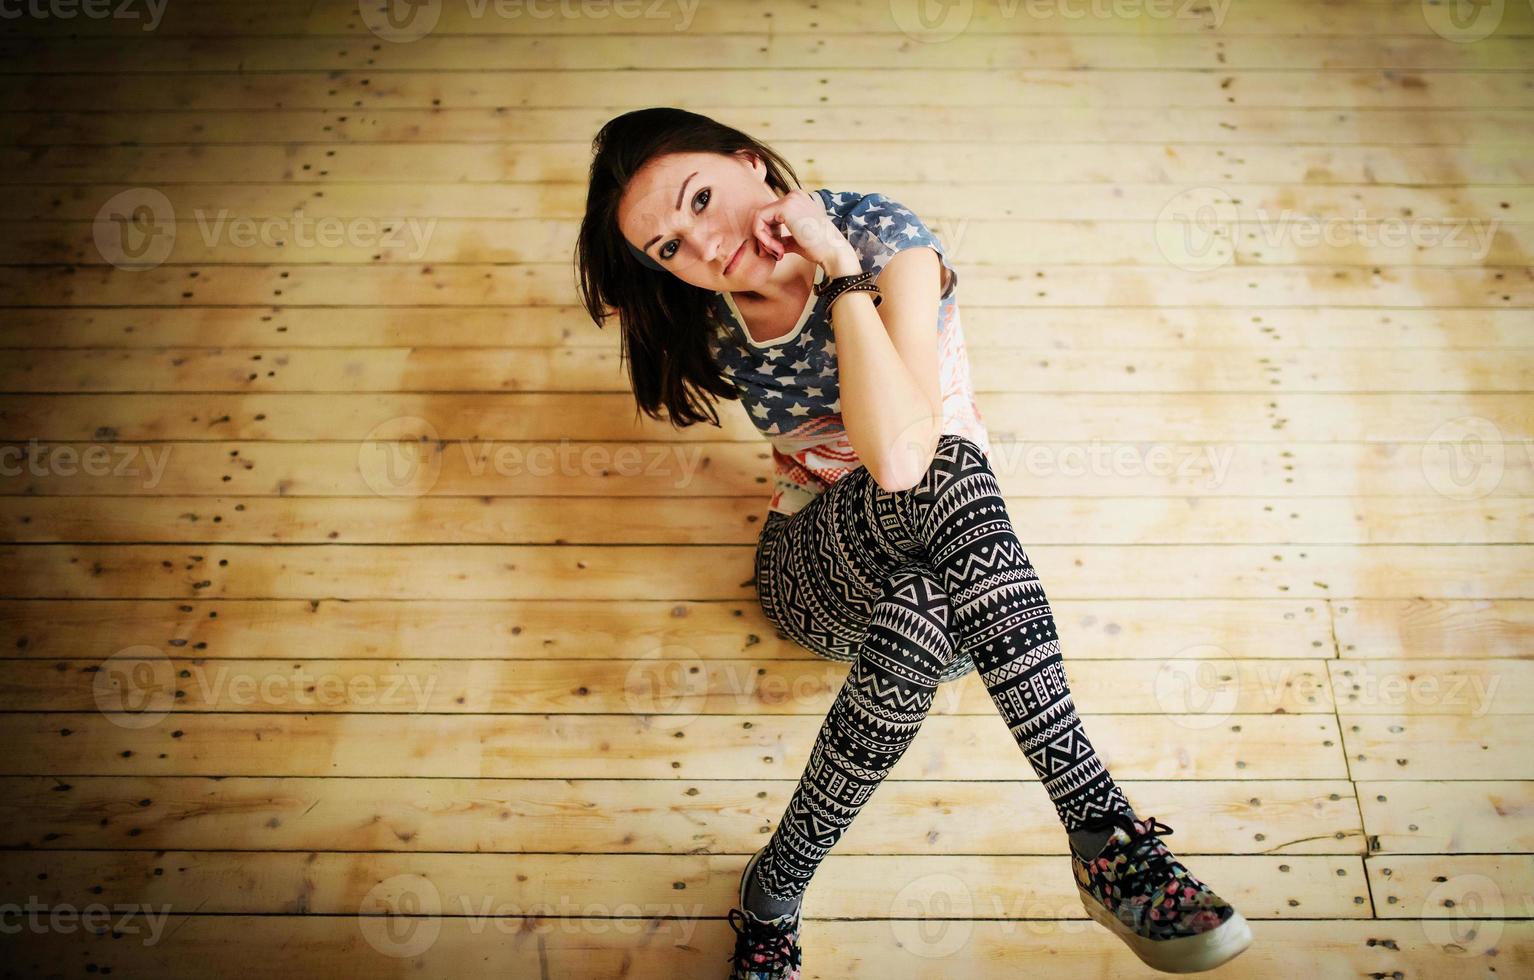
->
[726,906,803,975]
[1094,813,1182,881]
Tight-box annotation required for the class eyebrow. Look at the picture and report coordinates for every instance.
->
[641,170,698,252]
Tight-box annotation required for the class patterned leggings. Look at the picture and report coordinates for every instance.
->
[750,433,1135,900]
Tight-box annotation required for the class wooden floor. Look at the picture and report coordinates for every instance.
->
[0,0,1530,976]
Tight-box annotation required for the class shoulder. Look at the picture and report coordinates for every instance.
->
[821,189,958,300]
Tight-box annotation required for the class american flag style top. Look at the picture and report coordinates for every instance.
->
[707,188,992,516]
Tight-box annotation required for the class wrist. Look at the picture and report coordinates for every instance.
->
[821,247,863,279]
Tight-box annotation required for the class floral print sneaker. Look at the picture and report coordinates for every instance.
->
[1071,812,1253,973]
[725,847,803,979]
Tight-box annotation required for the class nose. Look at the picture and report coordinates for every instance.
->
[701,222,730,266]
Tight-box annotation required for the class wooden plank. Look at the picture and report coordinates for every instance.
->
[0,597,1339,662]
[0,392,1528,442]
[0,657,1338,716]
[0,543,1525,600]
[1328,660,1530,715]
[0,305,1526,349]
[1,34,1529,73]
[2,347,1530,391]
[4,263,1530,308]
[4,0,1531,38]
[1342,715,1534,779]
[0,775,1363,854]
[0,711,1349,780]
[24,918,1519,980]
[1334,599,1534,660]
[1366,854,1534,918]
[1,140,1526,184]
[7,70,1533,112]
[7,217,1529,267]
[0,1,1526,968]
[0,850,1371,919]
[8,107,1534,146]
[6,181,1531,223]
[2,495,1528,544]
[1357,780,1534,853]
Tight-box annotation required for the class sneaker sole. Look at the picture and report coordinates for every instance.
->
[1075,883,1253,974]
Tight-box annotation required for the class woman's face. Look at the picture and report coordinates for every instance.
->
[617,149,779,291]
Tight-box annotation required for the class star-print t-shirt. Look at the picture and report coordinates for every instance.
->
[708,188,992,516]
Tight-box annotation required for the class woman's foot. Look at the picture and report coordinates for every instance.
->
[726,847,804,979]
[1071,812,1253,974]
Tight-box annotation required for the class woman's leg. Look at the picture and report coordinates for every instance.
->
[748,438,1249,968]
[882,432,1136,832]
[753,433,1134,872]
[750,564,961,903]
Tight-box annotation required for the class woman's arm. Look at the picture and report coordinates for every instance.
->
[823,244,946,492]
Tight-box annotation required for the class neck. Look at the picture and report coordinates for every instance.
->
[731,254,815,305]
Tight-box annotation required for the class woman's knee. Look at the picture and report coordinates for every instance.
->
[868,565,962,680]
[911,433,999,505]
[931,432,992,474]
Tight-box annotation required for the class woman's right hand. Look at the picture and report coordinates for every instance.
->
[748,189,856,271]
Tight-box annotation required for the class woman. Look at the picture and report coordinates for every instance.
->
[575,108,1252,978]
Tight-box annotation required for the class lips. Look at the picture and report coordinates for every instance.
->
[724,239,747,275]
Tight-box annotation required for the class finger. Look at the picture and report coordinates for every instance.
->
[753,200,788,260]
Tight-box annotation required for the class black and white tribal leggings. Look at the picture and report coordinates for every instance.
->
[750,432,1135,901]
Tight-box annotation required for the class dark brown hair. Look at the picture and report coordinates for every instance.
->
[575,107,804,428]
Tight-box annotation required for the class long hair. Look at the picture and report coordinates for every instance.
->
[575,107,804,428]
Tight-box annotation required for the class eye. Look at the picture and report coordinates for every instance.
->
[659,187,710,261]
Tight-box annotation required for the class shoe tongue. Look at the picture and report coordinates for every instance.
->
[747,907,798,927]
